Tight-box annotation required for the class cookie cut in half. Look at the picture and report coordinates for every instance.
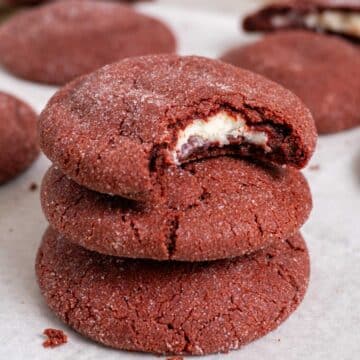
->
[0,0,176,84]
[0,91,39,184]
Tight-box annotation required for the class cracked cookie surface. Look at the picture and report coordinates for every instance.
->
[41,157,312,261]
[0,0,176,85]
[36,227,310,355]
[243,0,360,41]
[39,54,316,201]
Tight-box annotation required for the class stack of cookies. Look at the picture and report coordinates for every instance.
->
[36,55,317,356]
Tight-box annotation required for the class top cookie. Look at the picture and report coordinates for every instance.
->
[39,54,316,201]
[243,0,360,40]
[0,0,176,85]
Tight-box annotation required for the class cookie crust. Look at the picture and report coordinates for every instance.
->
[36,227,310,355]
[41,157,312,261]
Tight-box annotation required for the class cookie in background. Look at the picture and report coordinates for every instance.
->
[0,0,175,84]
[221,30,360,134]
[0,91,39,184]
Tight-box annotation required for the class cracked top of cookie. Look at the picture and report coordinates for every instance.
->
[39,54,317,201]
[41,157,312,261]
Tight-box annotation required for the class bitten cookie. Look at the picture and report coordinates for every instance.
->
[243,0,360,41]
[0,91,39,184]
[0,0,176,84]
[36,227,310,355]
[39,54,316,200]
[221,31,360,134]
[41,157,312,261]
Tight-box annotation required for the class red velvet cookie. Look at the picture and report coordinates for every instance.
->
[243,0,360,41]
[39,54,316,200]
[36,227,310,355]
[41,157,312,261]
[0,91,39,184]
[221,31,360,134]
[0,0,176,85]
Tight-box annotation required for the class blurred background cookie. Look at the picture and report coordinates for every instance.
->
[221,30,360,134]
[0,91,39,184]
[0,0,176,84]
[243,0,360,42]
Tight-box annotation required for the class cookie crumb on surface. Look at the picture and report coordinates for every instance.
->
[167,357,184,360]
[309,164,320,171]
[29,182,38,191]
[42,328,67,348]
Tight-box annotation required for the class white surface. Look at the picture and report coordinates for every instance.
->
[0,3,360,359]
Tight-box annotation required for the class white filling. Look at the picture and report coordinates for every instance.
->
[172,111,268,164]
[305,11,360,37]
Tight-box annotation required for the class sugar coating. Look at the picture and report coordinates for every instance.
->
[41,157,312,261]
[173,111,268,164]
[36,227,310,355]
[39,55,316,200]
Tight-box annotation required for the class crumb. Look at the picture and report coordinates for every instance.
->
[278,338,281,342]
[29,182,38,191]
[9,228,13,233]
[167,357,184,360]
[309,164,320,171]
[42,328,68,348]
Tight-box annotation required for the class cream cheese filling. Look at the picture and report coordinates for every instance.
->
[305,11,360,37]
[172,111,268,164]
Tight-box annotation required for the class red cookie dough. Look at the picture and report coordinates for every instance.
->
[221,31,360,134]
[0,91,39,184]
[36,227,310,355]
[0,0,176,85]
[243,0,360,41]
[41,157,312,261]
[39,54,316,200]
